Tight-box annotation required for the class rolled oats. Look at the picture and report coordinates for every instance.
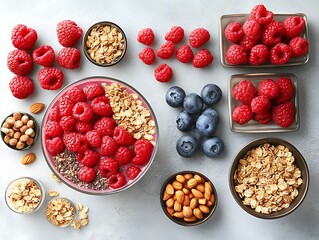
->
[46,198,75,227]
[48,190,59,197]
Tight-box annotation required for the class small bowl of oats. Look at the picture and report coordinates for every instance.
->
[229,138,309,219]
[83,21,127,67]
[45,197,75,227]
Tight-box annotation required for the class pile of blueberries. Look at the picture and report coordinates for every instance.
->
[165,84,224,158]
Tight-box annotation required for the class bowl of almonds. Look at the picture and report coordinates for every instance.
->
[160,171,218,226]
[229,137,309,219]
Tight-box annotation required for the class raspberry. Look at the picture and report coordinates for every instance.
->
[154,63,173,82]
[85,130,102,148]
[250,4,274,25]
[56,20,83,47]
[250,96,271,113]
[93,117,115,136]
[57,47,81,69]
[91,96,112,117]
[126,166,142,180]
[189,28,210,48]
[45,137,65,155]
[224,22,244,43]
[59,96,75,117]
[289,36,309,57]
[115,146,134,166]
[132,139,154,166]
[176,45,193,63]
[192,49,214,68]
[138,47,156,65]
[109,173,126,189]
[32,45,55,67]
[157,41,175,59]
[225,44,247,65]
[66,87,86,102]
[7,49,33,75]
[63,132,88,153]
[165,26,184,43]
[243,19,261,40]
[253,111,271,124]
[38,67,64,90]
[60,116,76,131]
[271,101,295,128]
[44,120,63,138]
[100,136,118,156]
[238,35,257,51]
[48,106,61,122]
[232,105,253,125]
[232,80,257,105]
[113,126,136,146]
[270,43,292,65]
[83,83,105,101]
[99,157,118,178]
[80,150,100,167]
[11,24,37,51]
[283,16,305,38]
[9,76,34,99]
[78,166,96,183]
[248,44,269,65]
[137,28,155,46]
[257,79,279,99]
[72,102,93,122]
[262,21,285,46]
[274,77,294,104]
[75,121,93,133]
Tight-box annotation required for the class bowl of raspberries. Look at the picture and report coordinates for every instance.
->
[41,77,158,194]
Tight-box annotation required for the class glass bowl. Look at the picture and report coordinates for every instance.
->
[45,197,75,227]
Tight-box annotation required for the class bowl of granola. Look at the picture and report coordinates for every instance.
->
[229,138,309,219]
[41,76,158,195]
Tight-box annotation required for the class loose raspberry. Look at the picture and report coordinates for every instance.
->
[238,35,257,51]
[232,80,257,105]
[63,132,88,153]
[232,105,253,125]
[59,96,75,117]
[72,102,93,122]
[138,47,156,65]
[56,20,83,47]
[243,18,261,40]
[137,28,155,46]
[157,41,175,59]
[271,101,295,128]
[113,126,136,146]
[66,87,86,102]
[45,137,65,155]
[83,83,105,101]
[253,111,271,124]
[7,49,33,75]
[274,77,294,104]
[48,106,61,122]
[176,45,193,63]
[189,28,210,48]
[224,22,244,43]
[85,130,102,148]
[109,173,127,189]
[250,4,274,25]
[270,43,291,65]
[126,166,142,180]
[132,139,154,166]
[99,157,118,178]
[11,24,37,51]
[192,49,214,68]
[248,44,269,65]
[59,116,76,131]
[32,45,55,67]
[93,117,115,136]
[154,63,173,82]
[44,120,63,138]
[250,96,271,113]
[78,166,96,183]
[115,146,134,166]
[80,150,100,167]
[283,16,305,38]
[262,21,285,46]
[9,76,34,99]
[91,96,112,117]
[257,79,279,99]
[165,26,184,43]
[38,67,64,90]
[75,121,93,133]
[100,136,118,156]
[57,47,81,69]
[289,36,309,57]
[225,44,247,65]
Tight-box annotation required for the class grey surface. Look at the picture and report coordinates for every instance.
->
[0,0,318,239]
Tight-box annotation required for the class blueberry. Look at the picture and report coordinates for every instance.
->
[202,137,224,158]
[176,110,195,132]
[201,84,222,105]
[176,134,199,158]
[183,93,203,115]
[195,110,219,137]
[202,107,219,118]
[165,86,186,108]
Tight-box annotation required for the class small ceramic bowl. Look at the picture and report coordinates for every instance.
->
[45,197,76,227]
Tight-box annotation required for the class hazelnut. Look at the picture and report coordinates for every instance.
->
[14,131,22,139]
[20,125,28,134]
[21,115,29,124]
[4,135,11,144]
[6,117,15,125]
[9,138,18,146]
[2,121,12,128]
[26,138,34,146]
[25,128,34,136]
[27,120,34,128]
[16,141,25,149]
[13,112,22,120]
[30,132,36,138]
[12,126,20,132]
[20,134,29,142]
[1,127,10,134]
[7,129,14,138]
[14,120,23,129]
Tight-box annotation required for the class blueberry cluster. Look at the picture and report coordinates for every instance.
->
[165,84,224,158]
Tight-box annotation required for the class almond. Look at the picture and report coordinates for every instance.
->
[196,184,205,193]
[175,190,185,204]
[184,215,197,222]
[191,189,204,199]
[163,191,173,201]
[174,201,182,212]
[194,174,203,183]
[173,211,184,218]
[198,198,206,205]
[182,187,190,195]
[199,205,210,214]
[204,190,211,201]
[183,173,193,180]
[21,153,36,165]
[172,180,183,190]
[166,207,174,216]
[187,178,198,189]
[166,198,174,208]
[175,174,186,184]
[205,181,213,193]
[183,206,193,218]
[193,208,203,219]
[190,198,198,209]
[183,195,190,206]
[30,103,45,114]
[165,183,175,195]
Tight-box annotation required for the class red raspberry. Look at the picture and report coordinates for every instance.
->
[132,139,154,166]
[80,150,100,167]
[271,101,295,128]
[253,111,271,124]
[38,67,64,90]
[9,76,34,99]
[45,137,65,155]
[99,157,118,178]
[262,21,285,46]
[44,120,63,138]
[59,96,75,117]
[154,64,173,82]
[137,28,155,46]
[66,87,86,102]
[258,79,279,99]
[115,146,134,166]
[78,166,96,183]
[85,130,102,148]
[283,16,305,38]
[93,117,115,136]
[11,24,37,51]
[243,19,261,40]
[238,35,257,51]
[289,36,309,57]
[83,83,105,101]
[192,49,214,68]
[274,77,294,104]
[48,106,61,122]
[7,49,33,75]
[176,45,193,63]
[113,126,136,146]
[250,4,274,25]
[270,43,292,65]
[126,166,142,180]
[250,96,271,113]
[165,26,184,43]
[109,173,127,189]
[75,121,93,133]
[57,47,81,69]
[91,96,112,117]
[248,44,269,65]
[232,105,253,125]
[100,136,118,156]
[59,116,76,131]
[32,45,55,67]
[72,102,93,122]
[225,44,247,65]
[138,47,156,65]
[157,41,175,59]
[224,22,244,43]
[232,80,257,105]
[56,20,83,47]
[63,132,88,153]
[189,28,210,48]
